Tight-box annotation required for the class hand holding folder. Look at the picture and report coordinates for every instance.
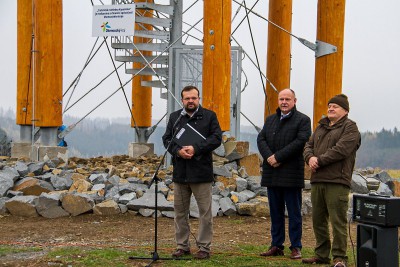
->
[173,123,206,147]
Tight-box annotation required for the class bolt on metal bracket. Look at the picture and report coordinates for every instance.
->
[297,38,337,58]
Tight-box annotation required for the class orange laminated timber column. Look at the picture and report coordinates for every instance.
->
[33,0,63,127]
[131,0,153,128]
[313,0,345,129]
[16,0,33,125]
[17,0,63,127]
[264,0,292,118]
[202,0,231,131]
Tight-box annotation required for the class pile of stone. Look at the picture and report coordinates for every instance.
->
[0,138,398,219]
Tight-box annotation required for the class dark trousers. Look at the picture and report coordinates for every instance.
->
[267,187,302,250]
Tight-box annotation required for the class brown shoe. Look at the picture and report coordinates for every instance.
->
[260,246,284,256]
[193,250,210,260]
[302,257,330,264]
[332,258,347,267]
[290,247,302,259]
[172,249,190,258]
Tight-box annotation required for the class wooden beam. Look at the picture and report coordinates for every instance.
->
[131,0,153,128]
[202,0,232,131]
[313,0,345,129]
[34,0,63,127]
[265,0,292,118]
[16,0,33,125]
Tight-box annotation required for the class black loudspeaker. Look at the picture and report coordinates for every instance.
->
[357,223,399,267]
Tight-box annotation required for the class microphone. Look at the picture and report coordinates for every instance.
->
[172,109,187,130]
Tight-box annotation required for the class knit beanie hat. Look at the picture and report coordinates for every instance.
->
[328,94,349,111]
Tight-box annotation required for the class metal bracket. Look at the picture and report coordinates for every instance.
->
[297,38,337,58]
[34,127,40,136]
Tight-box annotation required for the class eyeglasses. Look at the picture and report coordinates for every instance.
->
[182,97,199,101]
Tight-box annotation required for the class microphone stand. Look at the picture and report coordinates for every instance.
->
[129,111,187,267]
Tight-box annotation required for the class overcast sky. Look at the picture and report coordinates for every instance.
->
[1,0,399,133]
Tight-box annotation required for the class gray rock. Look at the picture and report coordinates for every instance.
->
[36,193,69,218]
[374,171,392,183]
[0,166,20,182]
[304,180,311,190]
[119,192,137,205]
[138,208,156,217]
[241,189,256,200]
[219,188,231,198]
[91,195,106,204]
[302,192,312,215]
[6,190,23,198]
[126,192,174,211]
[235,177,247,192]
[230,191,249,203]
[118,183,137,195]
[376,183,392,196]
[162,210,175,218]
[89,173,108,184]
[50,175,72,190]
[118,204,128,213]
[254,187,268,196]
[374,171,395,192]
[213,143,225,157]
[92,184,106,191]
[0,176,16,197]
[213,165,232,178]
[28,162,44,175]
[127,177,144,184]
[212,195,222,217]
[212,182,224,195]
[246,176,261,192]
[225,161,238,172]
[15,161,29,176]
[351,173,369,194]
[5,195,39,217]
[219,197,237,216]
[108,175,121,186]
[104,186,121,201]
[0,197,10,215]
[38,173,56,182]
[148,182,168,193]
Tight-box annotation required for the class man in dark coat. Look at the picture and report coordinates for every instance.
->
[162,85,222,260]
[257,89,311,260]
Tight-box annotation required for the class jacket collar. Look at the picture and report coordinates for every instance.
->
[319,114,349,128]
[276,106,297,120]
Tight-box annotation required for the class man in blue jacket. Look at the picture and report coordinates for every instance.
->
[162,85,222,260]
[257,89,311,260]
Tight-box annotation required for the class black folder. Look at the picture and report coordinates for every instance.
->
[173,123,206,147]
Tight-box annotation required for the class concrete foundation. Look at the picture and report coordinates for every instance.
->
[128,143,154,158]
[11,142,68,162]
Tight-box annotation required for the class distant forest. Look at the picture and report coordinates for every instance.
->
[0,108,399,169]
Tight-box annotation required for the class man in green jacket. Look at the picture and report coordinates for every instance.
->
[302,94,361,267]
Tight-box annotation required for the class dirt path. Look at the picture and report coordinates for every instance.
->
[0,214,358,266]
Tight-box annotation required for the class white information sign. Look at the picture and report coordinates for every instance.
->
[92,4,135,37]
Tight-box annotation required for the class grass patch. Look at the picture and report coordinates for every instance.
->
[387,169,400,179]
[0,244,359,267]
[0,245,42,257]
